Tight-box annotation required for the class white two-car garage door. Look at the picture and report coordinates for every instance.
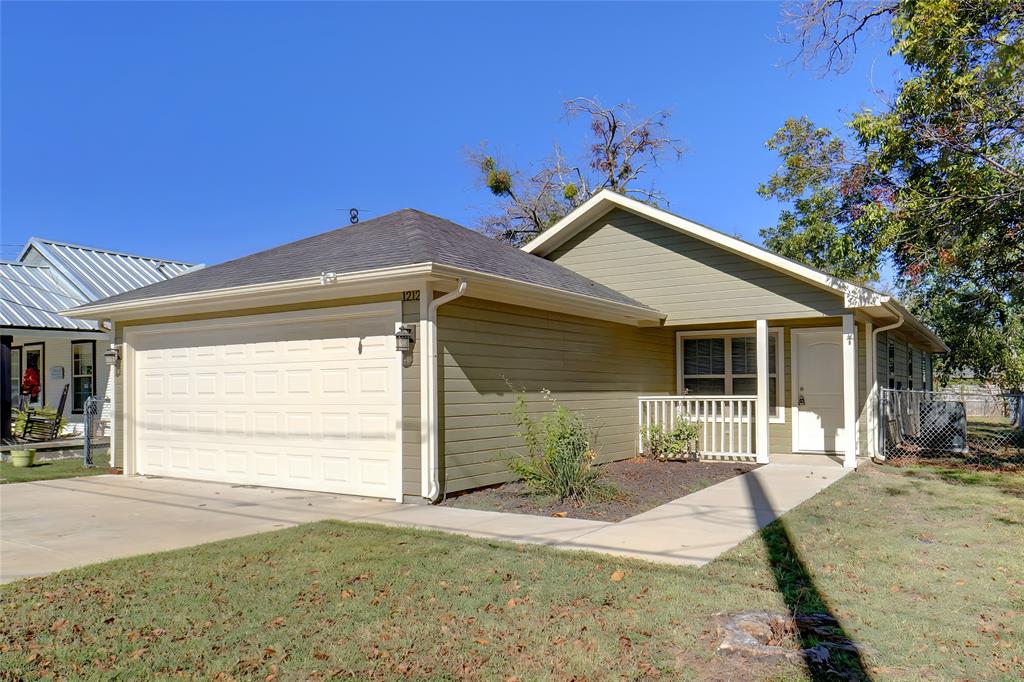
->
[126,303,403,500]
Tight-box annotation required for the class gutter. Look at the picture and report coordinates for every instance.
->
[423,280,468,502]
[870,311,905,462]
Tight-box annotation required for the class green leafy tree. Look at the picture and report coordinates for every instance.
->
[472,97,683,246]
[756,117,883,282]
[764,0,1023,389]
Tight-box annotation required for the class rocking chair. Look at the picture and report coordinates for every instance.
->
[21,384,70,441]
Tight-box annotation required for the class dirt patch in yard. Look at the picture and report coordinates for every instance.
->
[441,458,760,522]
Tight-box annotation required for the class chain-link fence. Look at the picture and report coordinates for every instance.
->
[880,388,1024,468]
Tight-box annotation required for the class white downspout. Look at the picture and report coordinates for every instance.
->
[871,310,905,462]
[422,280,467,502]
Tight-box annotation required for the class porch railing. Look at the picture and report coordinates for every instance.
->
[638,395,757,458]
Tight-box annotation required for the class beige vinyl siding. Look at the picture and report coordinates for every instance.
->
[878,329,933,392]
[438,297,675,493]
[400,298,421,498]
[547,209,848,325]
[111,293,420,489]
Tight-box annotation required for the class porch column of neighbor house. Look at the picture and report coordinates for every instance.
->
[1,335,11,441]
[842,315,858,468]
[755,319,770,464]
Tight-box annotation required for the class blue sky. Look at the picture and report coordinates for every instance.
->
[1,2,901,267]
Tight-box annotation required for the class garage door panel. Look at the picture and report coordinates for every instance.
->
[132,306,402,498]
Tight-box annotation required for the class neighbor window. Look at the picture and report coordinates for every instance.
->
[72,341,95,414]
[678,330,782,419]
[10,346,21,406]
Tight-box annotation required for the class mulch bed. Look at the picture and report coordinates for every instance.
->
[441,457,761,522]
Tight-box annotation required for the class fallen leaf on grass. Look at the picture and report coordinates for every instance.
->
[269,618,285,628]
[610,570,625,582]
[473,639,490,645]
[50,619,68,633]
[551,511,567,518]
[130,647,148,659]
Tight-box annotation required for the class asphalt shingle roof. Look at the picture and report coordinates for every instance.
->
[81,209,654,310]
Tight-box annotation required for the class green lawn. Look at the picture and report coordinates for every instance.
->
[2,465,1022,680]
[0,450,111,484]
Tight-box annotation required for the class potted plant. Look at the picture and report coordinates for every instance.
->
[10,449,36,468]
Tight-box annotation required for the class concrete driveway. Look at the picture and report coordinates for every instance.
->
[0,475,607,583]
[2,459,850,583]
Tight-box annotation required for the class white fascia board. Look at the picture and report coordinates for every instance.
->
[63,259,665,328]
[63,263,438,320]
[881,299,949,353]
[430,263,666,326]
[523,190,886,307]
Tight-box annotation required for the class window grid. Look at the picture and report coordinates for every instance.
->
[679,332,781,419]
[72,341,95,414]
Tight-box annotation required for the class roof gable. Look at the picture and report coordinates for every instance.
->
[522,190,886,308]
[22,238,196,301]
[546,208,849,325]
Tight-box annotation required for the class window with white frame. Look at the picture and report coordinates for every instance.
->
[677,330,783,419]
[72,341,95,414]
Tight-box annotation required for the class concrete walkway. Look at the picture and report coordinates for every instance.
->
[558,460,850,565]
[1,459,849,582]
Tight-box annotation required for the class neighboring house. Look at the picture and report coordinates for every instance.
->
[67,191,945,503]
[1,238,195,438]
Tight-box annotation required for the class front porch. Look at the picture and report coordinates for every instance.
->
[637,316,864,468]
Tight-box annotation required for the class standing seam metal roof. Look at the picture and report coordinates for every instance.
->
[2,238,197,331]
[24,239,195,300]
[0,261,98,331]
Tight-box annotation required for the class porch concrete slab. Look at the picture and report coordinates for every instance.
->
[557,463,850,566]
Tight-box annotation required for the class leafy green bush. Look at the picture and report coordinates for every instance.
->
[506,390,612,504]
[643,419,700,460]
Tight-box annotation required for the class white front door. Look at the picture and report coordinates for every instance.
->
[128,303,403,500]
[793,328,844,453]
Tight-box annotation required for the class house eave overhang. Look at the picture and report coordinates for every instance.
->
[0,325,111,339]
[63,262,666,327]
[871,297,949,353]
[63,263,441,321]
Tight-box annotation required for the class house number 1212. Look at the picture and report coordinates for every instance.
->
[402,290,421,301]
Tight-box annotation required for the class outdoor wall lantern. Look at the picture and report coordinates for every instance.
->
[104,345,122,375]
[395,325,416,353]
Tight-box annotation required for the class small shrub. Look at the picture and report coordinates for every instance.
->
[506,390,612,504]
[643,420,700,460]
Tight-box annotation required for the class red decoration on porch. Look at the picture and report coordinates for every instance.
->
[22,366,40,399]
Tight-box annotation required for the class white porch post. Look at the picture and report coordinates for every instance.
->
[755,319,770,464]
[842,314,858,469]
[864,321,875,459]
